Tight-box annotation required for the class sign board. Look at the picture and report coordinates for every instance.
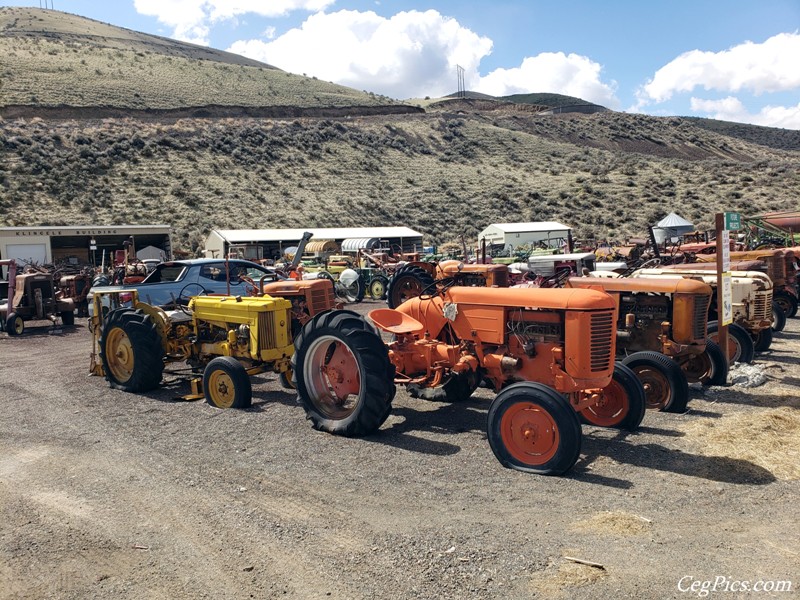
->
[721,273,733,326]
[724,212,741,231]
[721,230,730,272]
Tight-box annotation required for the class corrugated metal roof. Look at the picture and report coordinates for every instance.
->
[214,227,423,243]
[484,222,572,234]
[341,238,380,252]
[655,212,693,228]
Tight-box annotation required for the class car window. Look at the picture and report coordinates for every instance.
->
[199,264,227,282]
[143,264,185,283]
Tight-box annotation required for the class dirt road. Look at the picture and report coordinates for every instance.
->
[1,302,798,599]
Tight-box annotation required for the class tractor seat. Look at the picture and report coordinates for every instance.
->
[369,308,424,335]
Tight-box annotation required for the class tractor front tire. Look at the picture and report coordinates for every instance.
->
[579,363,646,429]
[99,308,164,392]
[622,351,689,412]
[772,301,786,332]
[386,266,436,309]
[774,291,798,318]
[203,356,252,409]
[752,326,773,353]
[61,310,75,327]
[6,312,24,336]
[368,275,389,300]
[487,382,582,475]
[707,321,755,364]
[680,339,729,386]
[293,310,395,437]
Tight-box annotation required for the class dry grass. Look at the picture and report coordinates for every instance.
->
[570,511,652,536]
[681,407,800,481]
[529,558,607,598]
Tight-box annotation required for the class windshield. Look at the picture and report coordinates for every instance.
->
[143,264,186,284]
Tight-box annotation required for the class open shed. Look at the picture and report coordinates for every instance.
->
[205,227,424,261]
[478,222,573,251]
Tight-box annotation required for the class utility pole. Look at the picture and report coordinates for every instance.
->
[456,65,465,99]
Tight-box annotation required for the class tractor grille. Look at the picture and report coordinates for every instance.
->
[310,286,335,315]
[693,295,710,339]
[590,311,614,372]
[753,290,771,321]
[766,259,785,282]
[258,312,278,351]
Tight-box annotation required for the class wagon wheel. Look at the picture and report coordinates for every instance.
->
[487,381,582,475]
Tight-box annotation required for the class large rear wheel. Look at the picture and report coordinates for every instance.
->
[579,363,646,429]
[487,382,581,475]
[99,308,164,392]
[293,310,395,437]
[622,351,689,412]
[386,265,436,309]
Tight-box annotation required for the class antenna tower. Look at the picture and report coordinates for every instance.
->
[456,65,465,99]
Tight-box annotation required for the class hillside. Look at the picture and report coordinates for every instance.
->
[1,8,799,253]
[0,7,404,115]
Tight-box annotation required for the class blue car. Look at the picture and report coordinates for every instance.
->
[88,258,282,310]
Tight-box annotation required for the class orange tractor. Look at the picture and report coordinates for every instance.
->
[386,260,509,308]
[292,284,646,475]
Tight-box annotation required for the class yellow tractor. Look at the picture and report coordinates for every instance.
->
[90,288,308,407]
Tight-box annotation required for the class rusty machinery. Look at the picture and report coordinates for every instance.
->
[1,259,75,335]
[291,285,646,475]
[565,275,725,413]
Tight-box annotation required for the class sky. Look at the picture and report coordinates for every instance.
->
[10,0,800,129]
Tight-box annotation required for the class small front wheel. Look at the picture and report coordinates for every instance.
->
[203,356,252,409]
[579,363,646,429]
[622,351,689,412]
[368,275,389,300]
[6,312,24,336]
[487,382,582,475]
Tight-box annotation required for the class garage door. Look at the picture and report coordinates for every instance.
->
[7,243,48,265]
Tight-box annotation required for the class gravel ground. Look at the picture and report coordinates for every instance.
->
[1,300,798,599]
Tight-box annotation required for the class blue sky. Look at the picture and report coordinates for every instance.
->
[11,0,800,128]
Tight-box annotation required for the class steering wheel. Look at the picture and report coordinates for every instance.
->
[177,282,209,306]
[419,277,456,300]
[239,275,260,296]
[539,267,571,288]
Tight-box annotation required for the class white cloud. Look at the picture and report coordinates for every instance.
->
[475,52,619,108]
[228,9,493,99]
[133,0,334,45]
[690,96,800,129]
[637,32,800,106]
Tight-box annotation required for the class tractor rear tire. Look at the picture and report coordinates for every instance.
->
[203,356,252,409]
[99,308,164,392]
[579,363,646,430]
[774,291,798,318]
[707,321,755,364]
[293,310,395,437]
[6,312,24,336]
[752,326,773,352]
[487,381,582,475]
[622,351,689,412]
[61,310,75,327]
[772,301,786,332]
[368,275,389,300]
[386,265,436,309]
